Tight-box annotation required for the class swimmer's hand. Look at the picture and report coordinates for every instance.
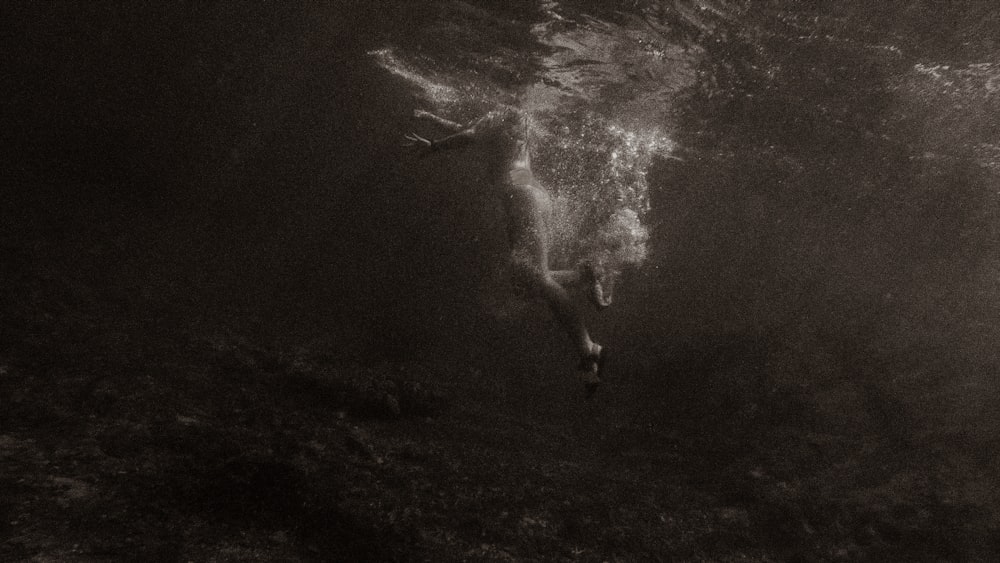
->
[403,133,431,147]
[403,132,434,154]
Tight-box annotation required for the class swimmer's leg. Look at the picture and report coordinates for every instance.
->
[538,275,604,396]
[519,265,604,394]
[506,186,605,394]
[537,274,595,359]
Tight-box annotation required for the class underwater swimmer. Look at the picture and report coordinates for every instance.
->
[405,107,609,396]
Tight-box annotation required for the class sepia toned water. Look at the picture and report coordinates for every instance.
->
[6,0,999,450]
[3,3,1000,557]
[362,1,1000,453]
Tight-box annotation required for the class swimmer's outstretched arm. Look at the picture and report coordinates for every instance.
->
[404,121,480,152]
[413,109,465,132]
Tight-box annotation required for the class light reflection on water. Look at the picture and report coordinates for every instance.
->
[894,59,1000,179]
[368,48,462,105]
[370,2,698,274]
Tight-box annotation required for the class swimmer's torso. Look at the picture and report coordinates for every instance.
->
[469,108,553,261]
[470,107,534,184]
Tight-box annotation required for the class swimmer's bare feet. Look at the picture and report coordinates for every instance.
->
[578,343,605,398]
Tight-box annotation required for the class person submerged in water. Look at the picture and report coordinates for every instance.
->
[405,106,610,396]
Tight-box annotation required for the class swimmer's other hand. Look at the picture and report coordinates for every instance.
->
[403,132,434,154]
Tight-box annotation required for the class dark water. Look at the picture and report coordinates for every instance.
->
[4,0,1000,530]
[359,1,1000,457]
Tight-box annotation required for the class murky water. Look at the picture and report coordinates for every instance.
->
[11,0,997,434]
[5,4,1000,555]
[365,1,1000,441]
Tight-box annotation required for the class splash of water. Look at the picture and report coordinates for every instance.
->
[368,48,462,105]
[371,2,697,275]
[534,112,672,270]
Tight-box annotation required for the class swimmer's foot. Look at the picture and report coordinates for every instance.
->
[578,344,606,399]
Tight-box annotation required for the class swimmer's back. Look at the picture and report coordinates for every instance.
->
[471,107,532,178]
